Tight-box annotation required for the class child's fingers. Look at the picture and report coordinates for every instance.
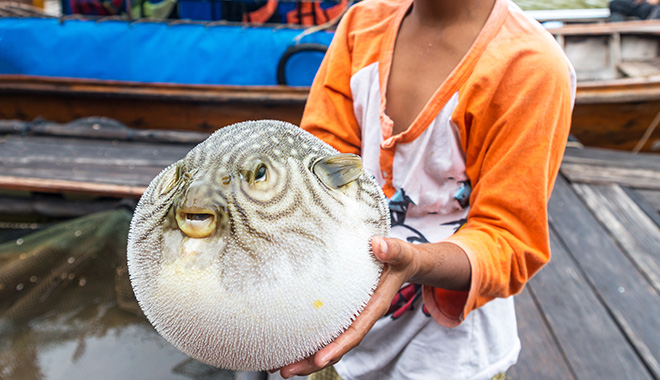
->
[279,356,316,378]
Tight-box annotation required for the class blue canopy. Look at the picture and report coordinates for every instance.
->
[0,17,333,86]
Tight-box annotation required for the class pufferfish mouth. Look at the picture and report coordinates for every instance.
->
[175,208,218,238]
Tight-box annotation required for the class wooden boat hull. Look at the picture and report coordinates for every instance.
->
[572,78,660,152]
[0,75,308,132]
[2,73,659,152]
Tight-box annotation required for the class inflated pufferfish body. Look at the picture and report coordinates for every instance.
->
[127,120,390,371]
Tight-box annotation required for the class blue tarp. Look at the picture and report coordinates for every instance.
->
[0,17,333,86]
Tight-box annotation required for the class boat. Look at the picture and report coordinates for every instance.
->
[0,14,330,131]
[547,20,660,153]
[1,13,660,152]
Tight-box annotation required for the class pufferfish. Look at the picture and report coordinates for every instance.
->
[127,120,390,371]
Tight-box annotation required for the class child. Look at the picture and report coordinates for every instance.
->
[276,0,575,378]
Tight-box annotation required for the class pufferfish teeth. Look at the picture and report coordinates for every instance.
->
[176,210,217,238]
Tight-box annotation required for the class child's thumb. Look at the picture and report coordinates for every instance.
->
[372,236,408,265]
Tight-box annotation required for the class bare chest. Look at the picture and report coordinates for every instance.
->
[385,24,475,136]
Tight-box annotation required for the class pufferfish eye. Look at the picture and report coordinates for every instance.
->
[255,165,267,182]
[240,160,269,184]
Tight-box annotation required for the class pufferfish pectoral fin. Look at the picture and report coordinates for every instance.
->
[312,153,363,189]
[155,160,185,196]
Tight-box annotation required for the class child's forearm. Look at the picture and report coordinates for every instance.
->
[374,237,471,292]
[408,241,472,292]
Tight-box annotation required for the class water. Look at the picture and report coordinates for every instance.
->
[514,0,608,10]
[0,210,237,380]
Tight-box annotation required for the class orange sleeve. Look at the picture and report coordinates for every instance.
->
[423,46,575,326]
[300,8,362,155]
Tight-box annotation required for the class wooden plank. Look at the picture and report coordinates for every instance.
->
[0,75,310,103]
[574,79,660,104]
[0,119,210,144]
[560,163,660,189]
[0,176,146,198]
[619,60,660,78]
[0,135,192,167]
[0,155,171,173]
[0,132,194,197]
[562,146,660,172]
[524,228,650,379]
[549,175,660,378]
[547,19,660,36]
[510,287,575,380]
[0,163,164,187]
[626,187,660,231]
[632,188,660,214]
[0,134,191,195]
[560,147,660,188]
[573,183,660,294]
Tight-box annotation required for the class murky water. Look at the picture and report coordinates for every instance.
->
[0,304,202,380]
[0,210,236,380]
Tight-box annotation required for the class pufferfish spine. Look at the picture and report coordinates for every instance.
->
[127,120,390,371]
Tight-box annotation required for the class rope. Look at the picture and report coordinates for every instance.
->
[632,106,660,154]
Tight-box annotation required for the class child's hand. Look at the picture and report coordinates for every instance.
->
[275,236,470,378]
[276,236,419,378]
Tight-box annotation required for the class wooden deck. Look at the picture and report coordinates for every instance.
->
[511,147,660,379]
[1,121,659,379]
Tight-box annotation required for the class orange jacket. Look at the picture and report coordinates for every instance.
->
[301,0,575,326]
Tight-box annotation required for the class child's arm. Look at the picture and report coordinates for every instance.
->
[431,45,575,326]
